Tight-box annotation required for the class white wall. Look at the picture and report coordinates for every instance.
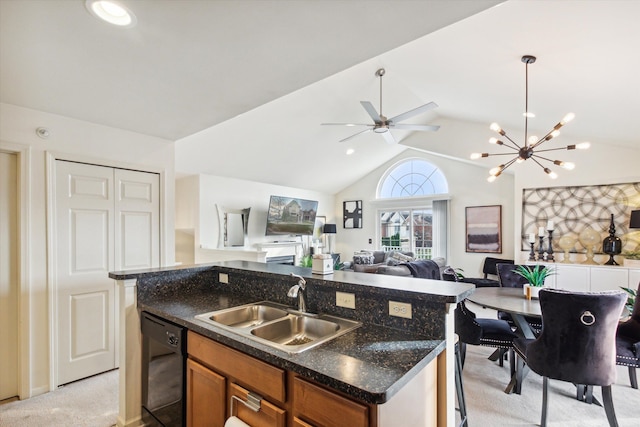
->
[0,103,175,397]
[335,148,515,278]
[176,174,335,263]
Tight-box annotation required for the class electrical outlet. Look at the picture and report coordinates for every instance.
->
[389,301,412,319]
[336,291,356,309]
[219,273,229,284]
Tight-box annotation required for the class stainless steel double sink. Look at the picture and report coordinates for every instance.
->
[195,301,361,354]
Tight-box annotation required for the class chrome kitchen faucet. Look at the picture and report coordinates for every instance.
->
[287,273,307,313]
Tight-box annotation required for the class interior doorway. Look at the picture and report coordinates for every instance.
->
[0,151,19,400]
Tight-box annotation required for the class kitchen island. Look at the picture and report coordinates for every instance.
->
[110,261,474,427]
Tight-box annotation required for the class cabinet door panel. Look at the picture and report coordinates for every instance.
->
[229,383,286,427]
[294,377,368,427]
[555,265,589,291]
[187,358,226,427]
[590,267,628,292]
[627,269,640,290]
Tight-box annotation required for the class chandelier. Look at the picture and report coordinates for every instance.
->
[471,55,590,182]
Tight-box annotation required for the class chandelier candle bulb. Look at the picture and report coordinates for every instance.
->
[475,55,583,181]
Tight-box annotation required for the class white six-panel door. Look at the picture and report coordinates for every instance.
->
[55,160,159,386]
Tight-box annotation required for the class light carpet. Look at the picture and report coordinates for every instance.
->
[462,345,640,426]
[0,369,118,427]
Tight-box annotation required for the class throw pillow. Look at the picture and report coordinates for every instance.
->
[353,253,374,265]
[391,252,414,263]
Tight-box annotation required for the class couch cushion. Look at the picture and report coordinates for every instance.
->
[353,264,380,273]
[376,265,412,276]
[391,252,414,263]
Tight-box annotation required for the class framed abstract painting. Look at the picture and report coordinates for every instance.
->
[343,200,363,229]
[465,205,502,253]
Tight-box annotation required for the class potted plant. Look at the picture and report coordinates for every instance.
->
[620,286,637,314]
[622,251,640,268]
[513,264,556,299]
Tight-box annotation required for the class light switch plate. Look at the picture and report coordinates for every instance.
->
[219,273,229,284]
[336,291,356,309]
[389,301,412,319]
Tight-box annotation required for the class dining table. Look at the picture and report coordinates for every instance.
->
[466,287,605,405]
[467,287,541,339]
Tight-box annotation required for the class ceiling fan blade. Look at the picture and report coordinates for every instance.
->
[392,123,440,132]
[389,101,438,123]
[380,130,397,145]
[360,101,382,123]
[321,123,372,127]
[339,128,371,143]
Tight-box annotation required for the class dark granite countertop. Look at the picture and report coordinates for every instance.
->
[138,288,444,405]
[111,261,474,405]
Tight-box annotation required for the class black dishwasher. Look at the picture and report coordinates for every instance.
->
[141,311,186,427]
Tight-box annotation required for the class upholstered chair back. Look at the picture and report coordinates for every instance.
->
[527,288,626,386]
[497,264,540,288]
[454,301,482,345]
[618,282,640,340]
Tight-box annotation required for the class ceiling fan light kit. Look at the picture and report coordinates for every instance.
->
[471,55,590,182]
[321,68,440,144]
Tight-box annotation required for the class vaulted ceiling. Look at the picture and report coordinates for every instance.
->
[2,1,639,194]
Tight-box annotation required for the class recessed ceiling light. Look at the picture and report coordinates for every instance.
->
[85,0,137,28]
[346,148,355,155]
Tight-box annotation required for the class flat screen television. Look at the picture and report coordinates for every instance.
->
[265,195,318,236]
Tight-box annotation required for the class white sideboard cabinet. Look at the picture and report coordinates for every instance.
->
[528,261,640,292]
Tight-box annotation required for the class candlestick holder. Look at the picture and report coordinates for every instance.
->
[538,236,546,261]
[528,242,536,261]
[547,230,555,262]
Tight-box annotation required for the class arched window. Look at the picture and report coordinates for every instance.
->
[375,159,449,260]
[378,158,448,199]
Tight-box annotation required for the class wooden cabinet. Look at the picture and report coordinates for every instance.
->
[293,377,369,427]
[186,358,226,427]
[229,383,286,427]
[187,331,286,427]
[186,330,438,427]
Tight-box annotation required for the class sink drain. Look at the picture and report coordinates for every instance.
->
[286,336,313,346]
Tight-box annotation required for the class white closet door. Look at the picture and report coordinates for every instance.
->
[55,161,160,385]
[0,151,19,399]
[114,169,160,272]
[56,161,115,385]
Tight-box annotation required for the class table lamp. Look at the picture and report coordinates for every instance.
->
[323,224,337,254]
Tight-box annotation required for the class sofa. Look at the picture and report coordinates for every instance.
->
[345,249,447,279]
[377,257,447,278]
[348,250,415,273]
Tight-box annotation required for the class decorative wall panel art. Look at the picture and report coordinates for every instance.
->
[521,182,640,252]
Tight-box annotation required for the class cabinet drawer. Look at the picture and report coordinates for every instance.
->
[293,377,369,427]
[188,331,286,403]
[229,383,286,427]
[292,417,314,427]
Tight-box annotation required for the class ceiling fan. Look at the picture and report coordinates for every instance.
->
[322,68,440,144]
